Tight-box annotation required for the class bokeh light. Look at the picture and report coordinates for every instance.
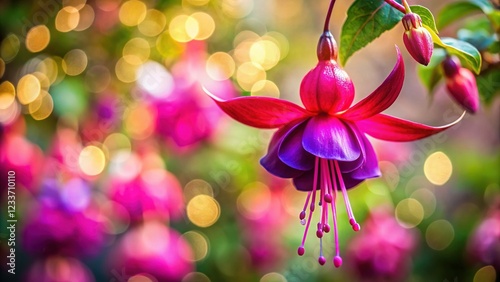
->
[260,272,287,282]
[138,9,167,37]
[78,145,107,176]
[55,6,80,32]
[237,182,271,220]
[187,195,220,228]
[75,4,95,31]
[236,62,266,91]
[119,0,147,26]
[190,12,215,40]
[28,90,54,120]
[123,37,150,65]
[425,219,455,250]
[424,151,453,185]
[251,80,280,97]
[206,52,235,81]
[181,231,209,261]
[0,81,16,110]
[473,266,496,282]
[395,198,424,228]
[1,34,20,62]
[62,49,88,76]
[26,25,51,53]
[17,74,41,105]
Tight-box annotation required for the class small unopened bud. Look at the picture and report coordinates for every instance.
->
[402,13,433,66]
[442,56,479,113]
[317,31,338,61]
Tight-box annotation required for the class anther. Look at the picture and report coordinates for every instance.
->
[333,256,343,268]
[318,256,326,265]
[297,246,305,256]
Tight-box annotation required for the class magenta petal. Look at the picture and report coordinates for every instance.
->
[299,61,354,113]
[302,116,361,161]
[293,169,364,191]
[337,125,365,173]
[205,88,310,129]
[278,121,315,171]
[351,134,381,180]
[342,47,405,121]
[357,112,465,142]
[260,123,304,178]
[292,170,315,192]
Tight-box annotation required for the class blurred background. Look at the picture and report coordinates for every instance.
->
[0,0,499,281]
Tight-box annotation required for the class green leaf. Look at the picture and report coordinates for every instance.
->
[417,49,446,94]
[457,29,495,51]
[436,0,494,29]
[426,28,482,74]
[488,41,500,54]
[410,5,438,34]
[339,0,403,66]
[436,2,483,29]
[476,69,500,104]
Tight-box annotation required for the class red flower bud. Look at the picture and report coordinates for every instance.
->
[402,13,433,66]
[442,56,479,113]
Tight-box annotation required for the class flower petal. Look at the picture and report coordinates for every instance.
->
[357,112,465,141]
[278,121,315,171]
[292,170,315,192]
[299,61,354,113]
[292,169,364,191]
[342,47,405,121]
[260,122,304,178]
[350,134,381,180]
[204,87,310,129]
[302,116,361,161]
[337,124,365,173]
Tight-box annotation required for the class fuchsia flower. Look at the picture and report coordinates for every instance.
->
[442,56,480,113]
[402,12,434,66]
[26,257,95,282]
[348,208,417,281]
[108,221,193,281]
[469,202,500,270]
[207,30,462,266]
[154,40,236,148]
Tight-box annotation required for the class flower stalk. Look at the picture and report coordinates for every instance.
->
[384,0,406,14]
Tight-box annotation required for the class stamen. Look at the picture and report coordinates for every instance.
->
[327,160,342,266]
[334,160,360,232]
[299,192,311,225]
[298,157,320,255]
[318,237,326,265]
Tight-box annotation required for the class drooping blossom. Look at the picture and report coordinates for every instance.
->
[348,208,417,281]
[108,221,193,281]
[108,168,184,223]
[238,177,290,272]
[153,40,236,148]
[22,200,106,257]
[442,55,480,113]
[469,201,500,270]
[26,256,95,282]
[207,15,462,266]
[402,12,433,66]
[0,118,43,192]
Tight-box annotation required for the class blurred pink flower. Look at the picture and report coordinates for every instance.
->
[108,168,184,223]
[469,203,500,270]
[26,256,95,282]
[0,121,44,191]
[239,177,289,272]
[348,208,417,281]
[108,221,194,281]
[22,204,107,257]
[154,40,236,148]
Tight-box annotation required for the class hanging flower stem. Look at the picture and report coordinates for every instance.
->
[323,0,336,32]
[384,0,406,14]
